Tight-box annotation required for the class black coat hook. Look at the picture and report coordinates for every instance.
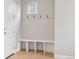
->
[40,15,42,18]
[46,15,49,18]
[33,16,35,19]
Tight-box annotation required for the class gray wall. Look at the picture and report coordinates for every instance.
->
[21,0,55,40]
[55,0,75,56]
[20,0,55,53]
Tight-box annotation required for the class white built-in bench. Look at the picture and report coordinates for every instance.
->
[18,39,54,54]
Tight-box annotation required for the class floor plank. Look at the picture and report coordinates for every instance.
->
[6,51,54,59]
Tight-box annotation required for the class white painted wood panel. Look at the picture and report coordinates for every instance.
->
[55,0,75,56]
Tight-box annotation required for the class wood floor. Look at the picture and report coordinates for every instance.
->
[6,51,54,59]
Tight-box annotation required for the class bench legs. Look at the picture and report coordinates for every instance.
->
[43,42,45,54]
[26,42,28,52]
[34,42,36,53]
[25,42,46,54]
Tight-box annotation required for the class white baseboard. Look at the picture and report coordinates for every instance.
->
[55,54,75,59]
[4,51,14,59]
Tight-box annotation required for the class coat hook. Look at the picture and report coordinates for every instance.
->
[33,15,35,19]
[40,15,42,18]
[46,15,49,18]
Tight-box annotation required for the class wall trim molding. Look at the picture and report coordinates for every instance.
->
[54,54,75,59]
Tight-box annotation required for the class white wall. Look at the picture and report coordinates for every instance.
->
[4,0,16,58]
[4,0,21,58]
[16,0,21,40]
[55,0,75,56]
[15,0,21,52]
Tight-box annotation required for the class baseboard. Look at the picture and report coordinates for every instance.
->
[5,49,20,59]
[55,54,75,59]
[5,53,14,59]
